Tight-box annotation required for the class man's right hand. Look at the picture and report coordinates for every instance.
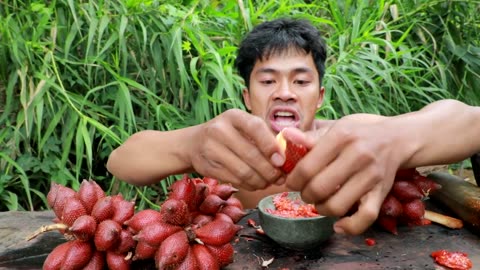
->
[189,109,285,191]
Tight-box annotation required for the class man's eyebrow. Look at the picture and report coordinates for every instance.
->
[255,67,315,74]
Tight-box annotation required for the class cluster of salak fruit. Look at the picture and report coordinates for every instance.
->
[376,168,442,234]
[31,175,246,270]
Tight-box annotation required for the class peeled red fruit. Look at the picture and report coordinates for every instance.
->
[276,130,308,174]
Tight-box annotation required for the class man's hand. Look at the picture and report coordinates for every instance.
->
[189,109,285,191]
[284,114,408,235]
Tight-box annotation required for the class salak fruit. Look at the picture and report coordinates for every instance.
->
[31,175,246,270]
[276,130,308,174]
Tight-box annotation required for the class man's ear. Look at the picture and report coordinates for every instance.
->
[242,88,252,111]
[317,86,325,109]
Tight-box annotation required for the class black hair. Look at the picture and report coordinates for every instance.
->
[235,18,327,88]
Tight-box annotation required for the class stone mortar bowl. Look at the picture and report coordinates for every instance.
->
[257,192,336,250]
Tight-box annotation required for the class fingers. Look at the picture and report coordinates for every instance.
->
[330,185,386,235]
[312,165,382,217]
[197,109,284,189]
[299,142,378,204]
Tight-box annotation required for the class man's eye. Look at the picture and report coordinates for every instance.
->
[295,80,309,85]
[261,80,274,84]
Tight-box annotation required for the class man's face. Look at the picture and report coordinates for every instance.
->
[243,49,325,134]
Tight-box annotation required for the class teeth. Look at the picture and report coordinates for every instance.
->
[275,111,294,117]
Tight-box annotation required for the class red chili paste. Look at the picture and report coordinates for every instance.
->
[431,250,472,270]
[266,192,319,218]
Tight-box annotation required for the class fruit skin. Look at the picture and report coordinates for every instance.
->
[94,220,121,251]
[276,131,308,174]
[194,219,242,246]
[380,194,403,218]
[43,241,74,270]
[61,239,94,270]
[391,181,424,202]
[192,244,219,270]
[377,215,398,235]
[155,230,190,270]
[402,199,426,221]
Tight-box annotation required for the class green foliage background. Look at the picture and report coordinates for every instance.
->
[0,0,479,211]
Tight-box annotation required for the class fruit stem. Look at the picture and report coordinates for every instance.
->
[26,223,69,241]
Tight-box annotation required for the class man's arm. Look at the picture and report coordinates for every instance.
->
[285,99,480,235]
[107,109,286,190]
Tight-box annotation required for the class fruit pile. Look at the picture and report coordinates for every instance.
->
[29,175,246,270]
[376,168,442,234]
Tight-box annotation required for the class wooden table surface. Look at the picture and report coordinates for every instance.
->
[1,207,479,270]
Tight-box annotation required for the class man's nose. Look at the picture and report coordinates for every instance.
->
[274,79,296,100]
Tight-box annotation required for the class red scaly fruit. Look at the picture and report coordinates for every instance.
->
[155,230,190,270]
[168,174,197,209]
[225,197,244,210]
[43,241,74,270]
[199,194,226,215]
[394,168,419,180]
[90,196,114,222]
[83,250,105,270]
[206,243,234,267]
[94,220,122,251]
[412,175,442,196]
[61,197,88,227]
[194,219,242,246]
[219,205,247,223]
[61,239,94,270]
[76,179,100,213]
[124,209,163,233]
[115,229,136,254]
[276,130,308,174]
[106,251,131,270]
[68,215,97,241]
[48,183,76,219]
[133,221,182,247]
[211,183,239,200]
[391,181,424,201]
[160,198,190,226]
[90,180,106,201]
[192,214,214,227]
[214,212,234,224]
[192,244,219,270]
[376,215,398,235]
[402,199,426,221]
[191,182,209,212]
[133,241,157,261]
[380,194,403,218]
[111,198,135,224]
[202,177,219,189]
[176,247,199,270]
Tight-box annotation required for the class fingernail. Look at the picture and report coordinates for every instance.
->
[271,152,284,167]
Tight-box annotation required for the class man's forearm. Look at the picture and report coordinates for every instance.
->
[393,99,480,168]
[106,125,201,186]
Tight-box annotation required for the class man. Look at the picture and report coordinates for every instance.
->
[107,18,480,235]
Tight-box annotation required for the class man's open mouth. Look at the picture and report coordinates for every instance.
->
[270,110,300,133]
